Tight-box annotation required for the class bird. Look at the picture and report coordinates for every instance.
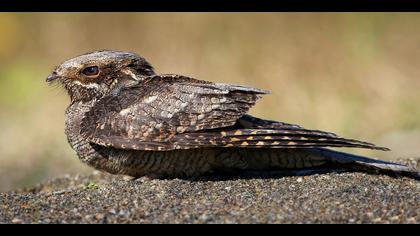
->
[46,50,416,178]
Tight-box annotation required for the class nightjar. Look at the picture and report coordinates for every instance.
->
[46,50,415,178]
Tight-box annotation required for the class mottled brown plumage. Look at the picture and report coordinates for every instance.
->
[47,50,416,178]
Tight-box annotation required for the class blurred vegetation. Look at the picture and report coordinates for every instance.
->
[1,13,420,191]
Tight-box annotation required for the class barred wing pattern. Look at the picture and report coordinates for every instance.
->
[81,74,267,150]
[81,75,389,151]
[171,115,389,150]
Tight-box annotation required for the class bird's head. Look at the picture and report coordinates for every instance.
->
[46,50,155,102]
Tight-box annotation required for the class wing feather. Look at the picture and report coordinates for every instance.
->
[81,74,268,149]
[81,75,388,151]
[171,128,389,151]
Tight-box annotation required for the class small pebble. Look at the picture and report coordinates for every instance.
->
[12,218,23,224]
[95,213,105,220]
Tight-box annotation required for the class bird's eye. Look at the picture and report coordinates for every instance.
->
[82,66,99,76]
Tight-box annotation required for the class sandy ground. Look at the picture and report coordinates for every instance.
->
[1,159,419,224]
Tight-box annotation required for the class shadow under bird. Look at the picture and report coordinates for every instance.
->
[46,50,417,178]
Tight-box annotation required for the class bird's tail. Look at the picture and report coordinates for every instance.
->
[309,148,417,174]
[214,148,418,177]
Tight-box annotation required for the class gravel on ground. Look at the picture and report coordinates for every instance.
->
[1,159,419,224]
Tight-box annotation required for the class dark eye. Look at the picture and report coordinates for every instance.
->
[82,66,99,76]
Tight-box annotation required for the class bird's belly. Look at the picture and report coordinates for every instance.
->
[71,143,216,178]
[70,142,331,178]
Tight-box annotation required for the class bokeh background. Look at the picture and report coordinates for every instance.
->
[1,13,420,191]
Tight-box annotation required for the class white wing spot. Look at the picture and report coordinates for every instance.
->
[197,114,205,120]
[144,95,158,103]
[161,111,169,117]
[211,97,219,103]
[176,127,185,132]
[119,108,131,116]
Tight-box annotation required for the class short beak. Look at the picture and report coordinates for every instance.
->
[46,72,58,82]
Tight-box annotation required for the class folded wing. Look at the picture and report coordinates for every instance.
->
[80,74,268,150]
[81,75,388,151]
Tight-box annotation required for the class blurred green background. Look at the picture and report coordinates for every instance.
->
[1,13,420,191]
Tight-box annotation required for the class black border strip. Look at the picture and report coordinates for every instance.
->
[0,0,418,12]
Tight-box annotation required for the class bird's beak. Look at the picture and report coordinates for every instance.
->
[46,72,58,82]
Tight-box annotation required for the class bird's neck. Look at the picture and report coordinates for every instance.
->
[64,99,103,165]
[65,100,96,148]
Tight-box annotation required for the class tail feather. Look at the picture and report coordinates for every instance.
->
[311,148,417,174]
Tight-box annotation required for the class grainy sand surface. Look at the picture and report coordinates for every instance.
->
[1,159,419,224]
